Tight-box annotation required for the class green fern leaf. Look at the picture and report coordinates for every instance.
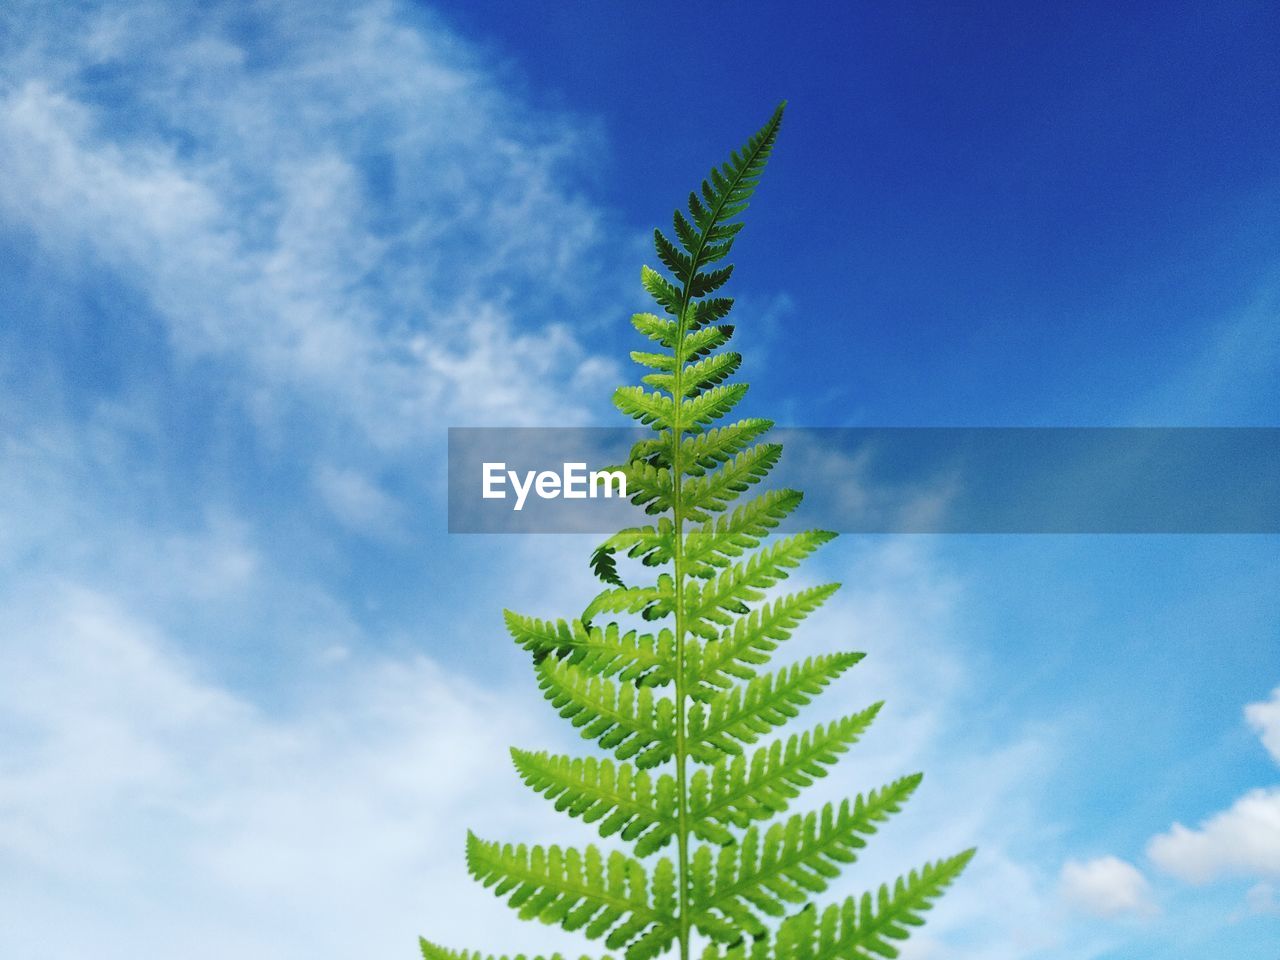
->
[590,522,676,579]
[690,296,735,328]
[536,658,677,767]
[621,462,678,516]
[631,312,681,346]
[511,749,679,856]
[679,383,749,431]
[677,324,735,363]
[677,420,774,476]
[591,543,628,588]
[688,776,923,937]
[615,386,677,430]
[642,265,684,315]
[643,353,742,397]
[684,532,836,637]
[678,444,783,522]
[682,489,805,577]
[466,832,676,955]
[425,103,972,960]
[689,704,883,833]
[688,654,864,761]
[419,939,609,960]
[693,583,841,692]
[582,581,674,625]
[772,849,977,960]
[505,611,673,685]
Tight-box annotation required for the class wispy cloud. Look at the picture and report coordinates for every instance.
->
[1246,686,1280,765]
[0,7,639,949]
[1,0,625,455]
[1235,882,1280,920]
[313,462,406,538]
[1060,856,1157,918]
[0,581,590,959]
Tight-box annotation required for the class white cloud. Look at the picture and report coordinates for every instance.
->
[314,463,405,538]
[1143,687,1280,886]
[1245,882,1280,917]
[0,582,596,960]
[1067,684,1280,927]
[1246,687,1280,764]
[1129,280,1280,425]
[1060,857,1156,917]
[0,0,624,456]
[1147,788,1280,884]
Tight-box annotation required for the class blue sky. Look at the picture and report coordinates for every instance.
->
[0,2,1277,959]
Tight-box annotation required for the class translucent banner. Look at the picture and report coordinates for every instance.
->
[447,427,1279,534]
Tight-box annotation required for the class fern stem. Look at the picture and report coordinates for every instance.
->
[667,124,775,958]
[671,305,692,960]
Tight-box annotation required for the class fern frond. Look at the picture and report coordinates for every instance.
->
[619,427,778,521]
[620,419,773,482]
[431,104,971,960]
[682,490,806,579]
[615,387,677,430]
[670,102,784,277]
[678,325,735,363]
[506,611,673,685]
[599,487,808,583]
[622,462,678,515]
[679,383,749,432]
[511,749,679,856]
[685,532,836,638]
[643,353,743,398]
[419,939,608,960]
[582,580,674,625]
[693,584,841,693]
[591,543,628,588]
[642,265,683,315]
[687,777,923,938]
[678,420,775,476]
[631,312,680,347]
[680,444,784,523]
[466,832,677,957]
[632,351,680,372]
[689,705,883,835]
[690,297,734,328]
[689,264,735,298]
[772,850,977,960]
[682,353,744,396]
[654,228,694,283]
[687,654,864,761]
[536,658,676,767]
[592,521,677,578]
